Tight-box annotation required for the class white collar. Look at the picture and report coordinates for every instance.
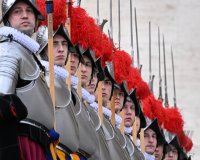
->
[81,88,96,104]
[90,102,99,112]
[41,61,79,87]
[0,26,39,53]
[40,60,69,82]
[136,138,141,148]
[144,152,155,160]
[124,126,132,134]
[102,106,122,128]
[70,75,79,87]
[71,84,96,104]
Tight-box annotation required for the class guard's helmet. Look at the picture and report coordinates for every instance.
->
[36,25,48,60]
[104,61,116,100]
[36,24,73,60]
[0,0,45,25]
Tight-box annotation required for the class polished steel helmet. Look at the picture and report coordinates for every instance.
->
[104,61,116,100]
[36,24,73,60]
[104,61,115,85]
[0,0,45,24]
[36,25,48,58]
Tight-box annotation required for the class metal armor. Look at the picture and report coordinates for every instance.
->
[85,103,101,131]
[103,116,130,160]
[45,72,79,153]
[125,135,135,160]
[125,135,145,160]
[113,127,131,160]
[0,38,54,130]
[132,143,145,160]
[102,116,115,141]
[86,104,112,160]
[71,88,100,159]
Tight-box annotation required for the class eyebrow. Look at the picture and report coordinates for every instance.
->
[53,40,68,43]
[12,6,33,10]
[152,133,157,137]
[130,105,135,109]
[104,79,111,82]
[84,59,92,64]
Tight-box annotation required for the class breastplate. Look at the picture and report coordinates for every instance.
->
[71,88,82,116]
[102,116,130,160]
[115,127,127,149]
[16,72,54,129]
[102,116,115,141]
[133,143,145,160]
[87,105,111,160]
[71,89,100,159]
[125,135,135,159]
[85,103,101,131]
[52,76,79,152]
[126,134,145,160]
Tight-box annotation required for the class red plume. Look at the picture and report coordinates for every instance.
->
[113,50,132,84]
[141,94,165,125]
[147,98,166,126]
[36,0,67,30]
[127,67,151,99]
[182,135,193,152]
[71,7,113,66]
[141,94,155,120]
[177,131,193,152]
[100,34,113,67]
[136,80,151,100]
[164,107,184,134]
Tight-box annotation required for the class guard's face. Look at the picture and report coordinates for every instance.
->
[102,77,112,106]
[8,1,36,36]
[86,72,98,95]
[144,128,157,155]
[154,145,164,160]
[114,88,124,114]
[81,56,92,88]
[123,100,136,127]
[70,52,80,75]
[163,145,178,160]
[53,34,68,67]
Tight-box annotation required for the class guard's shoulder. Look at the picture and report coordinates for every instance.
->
[0,38,40,80]
[0,38,22,57]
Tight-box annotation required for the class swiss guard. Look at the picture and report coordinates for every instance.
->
[0,0,57,159]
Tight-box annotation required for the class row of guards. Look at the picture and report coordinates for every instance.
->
[0,0,193,160]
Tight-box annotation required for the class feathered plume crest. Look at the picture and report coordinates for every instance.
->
[164,107,184,134]
[71,7,113,67]
[113,50,132,84]
[178,131,193,152]
[36,0,67,30]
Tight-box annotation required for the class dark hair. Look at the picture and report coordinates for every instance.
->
[163,144,180,160]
